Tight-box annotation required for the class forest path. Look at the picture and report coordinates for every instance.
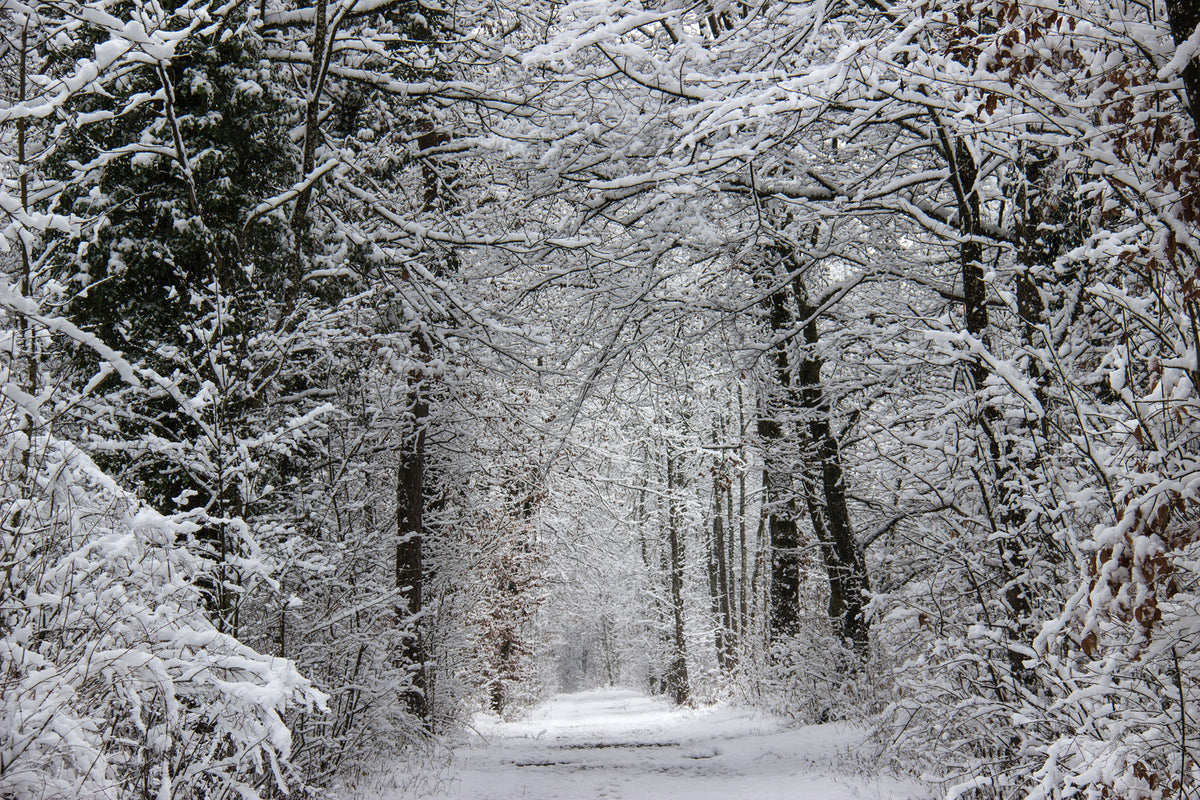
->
[415,688,927,799]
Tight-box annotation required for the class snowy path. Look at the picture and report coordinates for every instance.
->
[416,689,927,800]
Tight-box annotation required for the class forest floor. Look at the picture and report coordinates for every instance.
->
[395,688,929,799]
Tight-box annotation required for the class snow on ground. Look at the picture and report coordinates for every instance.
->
[410,688,930,800]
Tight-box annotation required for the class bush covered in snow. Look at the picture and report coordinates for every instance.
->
[0,414,327,799]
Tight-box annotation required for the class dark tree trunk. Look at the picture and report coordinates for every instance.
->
[719,480,736,660]
[955,137,991,389]
[1167,0,1200,131]
[709,422,736,670]
[707,508,726,671]
[738,386,750,639]
[284,0,327,315]
[637,452,671,696]
[393,81,457,727]
[759,245,872,657]
[761,280,803,642]
[713,477,736,669]
[1015,151,1052,422]
[792,276,872,657]
[765,475,802,640]
[488,481,538,716]
[396,348,430,726]
[726,478,739,641]
[664,440,690,706]
[948,132,1036,688]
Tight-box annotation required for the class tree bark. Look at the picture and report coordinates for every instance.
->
[760,248,872,657]
[396,341,430,726]
[285,0,328,315]
[16,22,37,504]
[761,279,803,642]
[792,274,872,657]
[664,438,690,705]
[707,503,726,671]
[709,420,736,670]
[948,132,1036,688]
[1167,0,1200,131]
[738,385,750,639]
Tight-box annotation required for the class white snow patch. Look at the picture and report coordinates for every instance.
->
[395,689,928,800]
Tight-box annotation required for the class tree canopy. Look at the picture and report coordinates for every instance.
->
[2,0,1200,795]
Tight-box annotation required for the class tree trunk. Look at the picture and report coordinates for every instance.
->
[707,506,726,671]
[1015,150,1052,430]
[284,0,328,315]
[710,420,736,670]
[792,274,872,657]
[396,345,430,726]
[949,132,1035,689]
[637,449,670,696]
[1167,0,1200,131]
[760,249,872,656]
[664,438,690,705]
[738,385,750,639]
[724,463,737,639]
[761,279,803,642]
